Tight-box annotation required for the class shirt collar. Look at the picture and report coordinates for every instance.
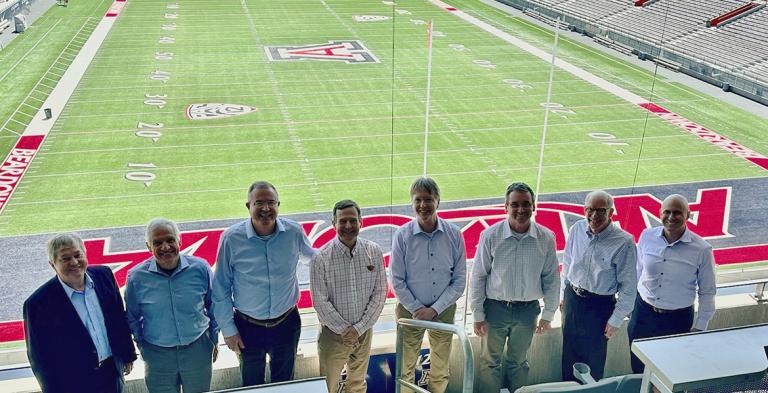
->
[502,220,538,239]
[148,254,189,275]
[332,237,359,257]
[245,217,285,239]
[58,272,94,297]
[410,218,444,236]
[657,226,693,245]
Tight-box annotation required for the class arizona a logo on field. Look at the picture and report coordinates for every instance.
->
[185,103,258,120]
[265,40,379,64]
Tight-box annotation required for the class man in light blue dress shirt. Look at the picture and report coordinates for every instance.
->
[628,194,716,373]
[212,181,315,386]
[126,218,218,393]
[560,190,637,381]
[390,177,467,393]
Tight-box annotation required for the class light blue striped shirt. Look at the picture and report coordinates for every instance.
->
[59,274,112,362]
[390,218,467,315]
[125,255,218,348]
[562,219,638,328]
[637,226,717,331]
[212,217,315,337]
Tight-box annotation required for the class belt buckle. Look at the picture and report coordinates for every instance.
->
[573,285,587,297]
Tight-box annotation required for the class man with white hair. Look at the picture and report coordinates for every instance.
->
[628,194,717,373]
[560,190,637,381]
[125,218,218,393]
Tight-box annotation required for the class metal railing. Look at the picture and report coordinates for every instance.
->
[395,318,474,393]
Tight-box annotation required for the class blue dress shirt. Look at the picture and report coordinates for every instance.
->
[59,274,112,362]
[125,255,218,348]
[390,218,467,315]
[636,226,717,330]
[562,220,638,328]
[212,217,315,337]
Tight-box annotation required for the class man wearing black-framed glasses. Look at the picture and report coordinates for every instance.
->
[560,190,637,381]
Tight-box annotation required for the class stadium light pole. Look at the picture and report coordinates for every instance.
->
[534,17,561,204]
[423,20,434,177]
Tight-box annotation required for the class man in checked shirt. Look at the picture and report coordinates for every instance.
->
[310,199,387,393]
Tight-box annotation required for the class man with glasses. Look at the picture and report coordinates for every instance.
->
[628,194,716,373]
[390,177,467,393]
[560,190,637,381]
[212,181,315,386]
[470,182,560,393]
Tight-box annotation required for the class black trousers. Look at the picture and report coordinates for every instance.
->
[235,307,301,386]
[561,283,616,381]
[627,294,693,373]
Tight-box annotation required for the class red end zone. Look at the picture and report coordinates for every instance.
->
[0,135,45,214]
[639,102,768,171]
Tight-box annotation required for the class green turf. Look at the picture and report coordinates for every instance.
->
[0,0,766,235]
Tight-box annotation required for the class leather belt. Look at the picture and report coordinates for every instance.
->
[643,299,690,314]
[236,306,295,328]
[489,298,537,307]
[569,283,614,299]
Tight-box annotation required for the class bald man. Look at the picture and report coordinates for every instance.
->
[628,194,717,373]
[560,190,637,381]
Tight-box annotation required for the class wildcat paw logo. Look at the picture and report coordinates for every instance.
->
[184,103,258,120]
[265,40,379,64]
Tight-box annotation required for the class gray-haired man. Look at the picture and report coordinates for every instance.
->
[126,218,218,393]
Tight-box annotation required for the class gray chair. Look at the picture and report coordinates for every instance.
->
[514,363,642,393]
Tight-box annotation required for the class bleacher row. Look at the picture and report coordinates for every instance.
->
[518,0,768,84]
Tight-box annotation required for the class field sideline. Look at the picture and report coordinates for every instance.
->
[0,0,766,237]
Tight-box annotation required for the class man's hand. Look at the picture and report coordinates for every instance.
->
[413,307,438,321]
[535,319,551,334]
[123,361,133,375]
[604,323,619,339]
[212,345,219,362]
[474,321,488,337]
[224,334,245,354]
[342,327,359,347]
[559,300,564,313]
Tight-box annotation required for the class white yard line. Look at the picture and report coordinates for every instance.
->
[11,151,737,207]
[0,19,63,84]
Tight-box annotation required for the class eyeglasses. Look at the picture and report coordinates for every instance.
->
[253,200,278,207]
[585,207,610,216]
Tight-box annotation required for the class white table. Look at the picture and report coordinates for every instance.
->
[631,324,768,392]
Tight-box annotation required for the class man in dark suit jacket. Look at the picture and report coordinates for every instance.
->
[24,233,137,393]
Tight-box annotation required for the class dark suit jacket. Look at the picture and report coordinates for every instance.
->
[23,265,137,393]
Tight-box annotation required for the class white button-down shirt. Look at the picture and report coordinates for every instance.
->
[310,237,387,335]
[636,226,717,330]
[562,220,638,328]
[470,220,560,322]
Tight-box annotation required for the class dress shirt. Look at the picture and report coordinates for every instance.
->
[562,220,638,328]
[310,237,387,335]
[390,218,467,314]
[212,217,315,337]
[470,220,560,322]
[125,255,218,348]
[58,274,112,362]
[636,226,717,330]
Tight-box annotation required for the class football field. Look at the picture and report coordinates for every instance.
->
[1,0,767,237]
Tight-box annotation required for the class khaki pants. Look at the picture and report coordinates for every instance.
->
[317,326,373,393]
[396,303,456,393]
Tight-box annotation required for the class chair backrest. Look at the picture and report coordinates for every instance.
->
[528,379,621,393]
[614,374,643,393]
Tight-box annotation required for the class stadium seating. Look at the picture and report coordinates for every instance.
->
[665,8,768,70]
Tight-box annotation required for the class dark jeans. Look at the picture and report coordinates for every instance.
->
[93,357,123,393]
[234,307,301,386]
[627,294,693,373]
[561,283,616,381]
